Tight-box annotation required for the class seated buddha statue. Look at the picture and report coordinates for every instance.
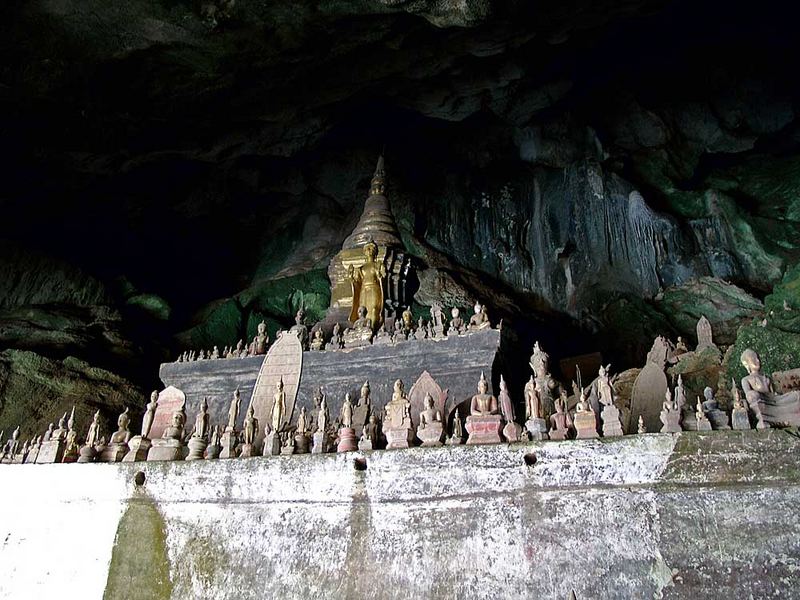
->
[468,302,491,331]
[343,306,373,347]
[250,321,269,355]
[465,372,503,444]
[740,348,800,427]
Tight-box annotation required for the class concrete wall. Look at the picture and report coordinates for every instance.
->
[0,430,798,599]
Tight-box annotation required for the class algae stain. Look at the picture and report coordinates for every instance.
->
[103,497,173,600]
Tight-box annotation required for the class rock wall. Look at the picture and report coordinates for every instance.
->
[1,431,798,599]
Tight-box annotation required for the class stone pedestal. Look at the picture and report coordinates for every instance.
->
[294,433,311,454]
[659,411,681,434]
[358,437,375,451]
[337,428,358,452]
[147,438,184,462]
[417,423,444,447]
[99,443,128,463]
[206,441,221,459]
[312,431,330,454]
[384,427,414,450]
[219,430,238,459]
[731,407,751,430]
[186,437,208,461]
[525,418,549,441]
[263,432,281,457]
[239,443,259,458]
[601,405,624,437]
[446,434,464,446]
[122,436,151,462]
[574,412,600,439]
[465,415,503,445]
[36,440,65,464]
[25,445,40,464]
[62,445,79,463]
[502,422,523,443]
[696,415,713,432]
[281,444,296,456]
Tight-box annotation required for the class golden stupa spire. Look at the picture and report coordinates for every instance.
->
[341,155,402,250]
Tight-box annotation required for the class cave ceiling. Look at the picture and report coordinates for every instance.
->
[1,0,800,424]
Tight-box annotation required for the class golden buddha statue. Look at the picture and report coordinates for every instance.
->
[347,240,386,330]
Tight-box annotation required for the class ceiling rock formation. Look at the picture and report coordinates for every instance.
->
[1,0,799,434]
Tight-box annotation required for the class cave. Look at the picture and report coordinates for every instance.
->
[1,0,800,596]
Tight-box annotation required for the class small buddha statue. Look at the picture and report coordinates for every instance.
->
[192,398,210,441]
[235,339,245,357]
[401,307,414,335]
[659,389,681,433]
[447,307,464,335]
[730,379,752,430]
[382,379,414,449]
[243,403,258,446]
[310,328,326,351]
[352,306,372,330]
[637,415,646,434]
[290,309,309,350]
[43,422,54,442]
[142,391,158,439]
[211,346,220,359]
[529,342,559,419]
[373,323,392,345]
[740,348,800,427]
[674,337,688,355]
[340,393,354,429]
[417,393,444,447]
[695,396,712,431]
[271,378,286,433]
[318,394,329,433]
[343,306,374,347]
[297,406,308,435]
[364,414,379,442]
[429,303,445,337]
[331,323,343,349]
[573,389,599,439]
[250,322,270,356]
[78,410,102,463]
[448,411,464,445]
[701,386,730,429]
[109,407,132,445]
[162,402,186,440]
[466,372,503,444]
[548,390,573,441]
[347,240,387,331]
[468,301,490,331]
[352,380,372,429]
[226,388,241,433]
[52,412,68,442]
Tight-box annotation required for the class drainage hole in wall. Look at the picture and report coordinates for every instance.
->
[523,453,537,467]
[134,471,146,486]
[353,457,367,471]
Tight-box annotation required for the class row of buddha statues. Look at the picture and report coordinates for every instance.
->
[3,340,797,465]
[174,301,494,363]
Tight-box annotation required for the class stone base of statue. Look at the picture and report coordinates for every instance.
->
[358,437,375,451]
[731,407,751,430]
[206,441,221,459]
[36,440,65,464]
[62,446,79,463]
[750,394,800,428]
[601,405,624,437]
[659,410,681,434]
[25,445,40,464]
[147,438,185,462]
[312,431,331,454]
[281,443,296,456]
[239,443,260,458]
[337,427,358,452]
[186,437,208,461]
[219,430,238,459]
[417,423,444,447]
[446,433,464,446]
[502,421,523,443]
[122,436,151,462]
[384,427,414,450]
[294,433,310,454]
[465,415,503,445]
[263,432,281,457]
[549,422,570,441]
[574,412,600,439]
[696,415,713,432]
[525,418,549,441]
[99,443,128,463]
[343,329,373,348]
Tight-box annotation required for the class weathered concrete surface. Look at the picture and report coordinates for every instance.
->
[0,431,798,599]
[159,328,503,427]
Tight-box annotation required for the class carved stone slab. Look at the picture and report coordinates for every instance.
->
[150,386,186,440]
[250,332,303,449]
[408,370,448,430]
[630,363,668,434]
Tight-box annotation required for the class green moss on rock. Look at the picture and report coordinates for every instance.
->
[126,293,172,321]
[237,269,331,324]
